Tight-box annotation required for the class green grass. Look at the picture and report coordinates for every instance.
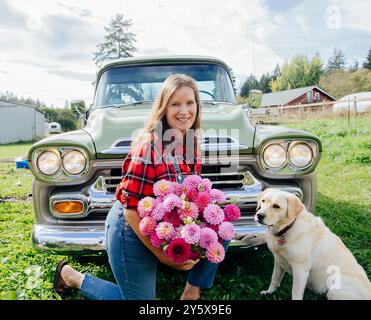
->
[0,115,370,300]
[0,142,33,160]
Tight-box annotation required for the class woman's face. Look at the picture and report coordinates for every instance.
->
[165,86,197,136]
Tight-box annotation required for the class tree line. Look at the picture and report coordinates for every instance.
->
[239,47,371,100]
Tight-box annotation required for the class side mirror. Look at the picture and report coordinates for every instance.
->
[248,90,263,109]
[70,99,87,115]
[70,100,89,126]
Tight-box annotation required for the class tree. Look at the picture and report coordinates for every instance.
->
[326,47,346,73]
[348,59,359,72]
[363,48,371,70]
[93,14,137,67]
[258,73,272,93]
[240,74,259,97]
[270,54,324,92]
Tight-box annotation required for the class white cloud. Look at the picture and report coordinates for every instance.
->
[0,0,369,106]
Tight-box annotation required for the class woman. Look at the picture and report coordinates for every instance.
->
[53,74,228,300]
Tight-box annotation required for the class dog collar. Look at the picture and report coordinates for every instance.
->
[274,219,296,245]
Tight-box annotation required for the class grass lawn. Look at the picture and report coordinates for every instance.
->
[0,114,369,300]
[0,142,34,161]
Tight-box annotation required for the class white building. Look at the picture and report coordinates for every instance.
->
[0,99,46,144]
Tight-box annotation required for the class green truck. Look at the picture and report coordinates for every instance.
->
[28,55,321,255]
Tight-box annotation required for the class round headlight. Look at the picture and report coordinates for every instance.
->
[263,144,287,168]
[37,150,61,175]
[62,150,86,175]
[289,143,313,168]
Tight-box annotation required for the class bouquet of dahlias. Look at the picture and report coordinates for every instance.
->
[137,175,241,264]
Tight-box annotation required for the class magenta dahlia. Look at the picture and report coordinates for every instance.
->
[194,191,211,212]
[223,204,241,222]
[166,238,192,263]
[163,209,182,227]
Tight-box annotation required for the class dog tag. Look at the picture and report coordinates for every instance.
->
[278,236,286,245]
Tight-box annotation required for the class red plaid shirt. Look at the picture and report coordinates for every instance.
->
[115,141,202,208]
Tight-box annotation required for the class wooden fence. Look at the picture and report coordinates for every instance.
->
[248,97,371,123]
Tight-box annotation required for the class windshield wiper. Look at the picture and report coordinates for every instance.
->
[100,100,154,109]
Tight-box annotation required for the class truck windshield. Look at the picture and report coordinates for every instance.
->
[94,64,235,107]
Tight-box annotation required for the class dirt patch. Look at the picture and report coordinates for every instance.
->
[0,194,33,204]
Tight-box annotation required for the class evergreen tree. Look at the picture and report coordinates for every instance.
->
[240,74,259,97]
[258,72,272,93]
[363,48,371,70]
[326,47,346,73]
[93,14,137,67]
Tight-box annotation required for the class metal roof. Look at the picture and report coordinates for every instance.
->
[261,86,336,107]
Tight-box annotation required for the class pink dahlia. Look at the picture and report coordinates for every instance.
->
[199,227,218,249]
[197,178,212,192]
[151,202,166,221]
[203,204,225,225]
[163,209,182,227]
[194,192,211,212]
[205,242,225,263]
[180,223,201,245]
[153,180,175,198]
[179,202,199,220]
[162,194,182,212]
[166,238,192,263]
[182,175,203,191]
[210,189,226,204]
[218,221,235,241]
[139,216,157,236]
[137,196,156,218]
[155,221,175,241]
[150,232,164,248]
[223,204,241,222]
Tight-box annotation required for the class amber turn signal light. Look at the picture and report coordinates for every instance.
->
[53,201,84,214]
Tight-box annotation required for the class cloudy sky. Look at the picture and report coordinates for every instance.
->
[0,0,370,107]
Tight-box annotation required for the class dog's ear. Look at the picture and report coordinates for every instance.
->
[287,194,304,220]
[257,188,272,210]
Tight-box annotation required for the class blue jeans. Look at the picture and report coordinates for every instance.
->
[80,200,228,300]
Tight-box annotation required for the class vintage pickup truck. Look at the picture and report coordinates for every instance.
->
[28,55,321,255]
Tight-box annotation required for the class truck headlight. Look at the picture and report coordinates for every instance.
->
[263,144,287,168]
[62,150,87,175]
[36,150,61,175]
[289,143,313,168]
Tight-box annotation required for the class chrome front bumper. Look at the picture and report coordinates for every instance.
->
[32,219,268,255]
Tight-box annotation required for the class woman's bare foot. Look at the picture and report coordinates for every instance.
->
[60,265,85,289]
[180,282,201,300]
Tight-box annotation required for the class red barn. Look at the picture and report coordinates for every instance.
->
[261,86,336,108]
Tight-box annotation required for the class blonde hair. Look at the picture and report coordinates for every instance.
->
[132,74,202,151]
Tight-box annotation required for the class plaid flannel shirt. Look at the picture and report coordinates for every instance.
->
[115,141,202,208]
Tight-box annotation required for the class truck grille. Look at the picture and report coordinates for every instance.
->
[99,165,249,193]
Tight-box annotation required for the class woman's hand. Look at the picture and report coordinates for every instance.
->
[157,254,200,271]
[124,208,199,271]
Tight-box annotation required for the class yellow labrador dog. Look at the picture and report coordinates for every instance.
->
[256,188,371,300]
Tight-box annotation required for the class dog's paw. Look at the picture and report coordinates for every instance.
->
[260,289,275,296]
[234,233,267,246]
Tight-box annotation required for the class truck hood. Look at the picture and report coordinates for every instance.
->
[84,103,256,159]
